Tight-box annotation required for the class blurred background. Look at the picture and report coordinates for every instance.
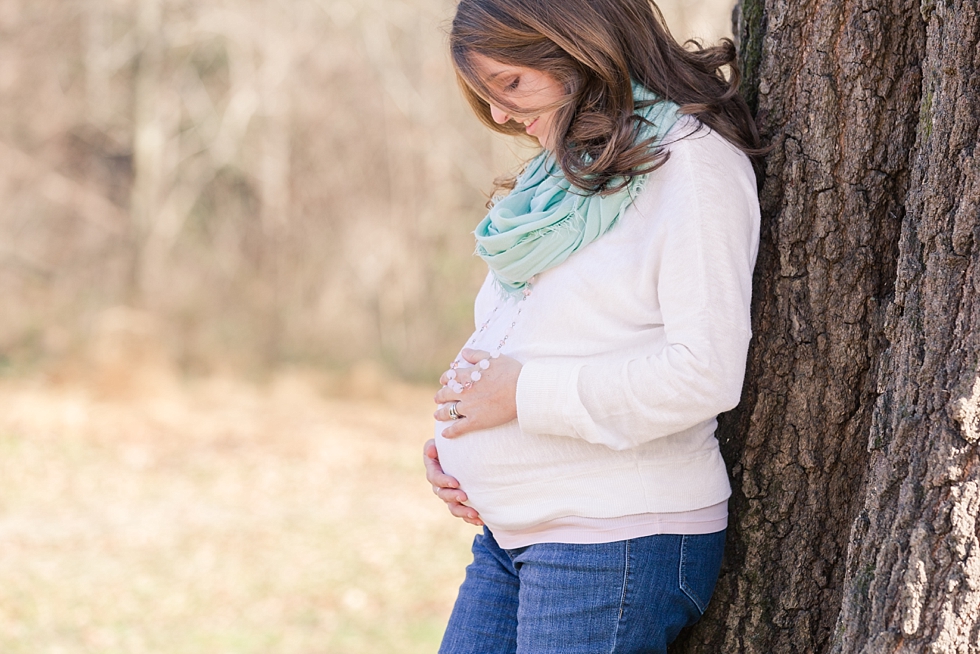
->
[0,0,734,651]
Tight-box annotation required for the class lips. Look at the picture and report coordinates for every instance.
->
[524,118,539,134]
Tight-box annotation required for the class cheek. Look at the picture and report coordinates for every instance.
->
[539,111,561,143]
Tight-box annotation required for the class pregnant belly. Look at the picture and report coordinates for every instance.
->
[433,419,638,514]
[432,417,731,533]
[434,419,530,500]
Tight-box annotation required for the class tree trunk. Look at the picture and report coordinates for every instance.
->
[673,0,980,652]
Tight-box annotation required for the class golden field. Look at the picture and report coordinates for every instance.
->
[0,370,476,653]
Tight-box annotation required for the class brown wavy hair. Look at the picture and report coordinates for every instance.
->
[450,0,763,194]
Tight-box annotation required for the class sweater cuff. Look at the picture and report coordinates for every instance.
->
[516,359,580,437]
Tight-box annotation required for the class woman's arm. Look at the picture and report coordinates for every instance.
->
[516,133,761,450]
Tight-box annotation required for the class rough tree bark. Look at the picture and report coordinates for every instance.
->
[673,0,980,652]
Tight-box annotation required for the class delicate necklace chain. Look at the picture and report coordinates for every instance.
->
[444,279,534,393]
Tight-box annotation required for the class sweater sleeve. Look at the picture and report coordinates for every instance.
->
[515,132,760,450]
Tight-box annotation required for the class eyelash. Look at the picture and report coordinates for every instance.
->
[507,77,520,90]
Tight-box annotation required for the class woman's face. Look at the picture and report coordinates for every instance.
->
[469,53,566,151]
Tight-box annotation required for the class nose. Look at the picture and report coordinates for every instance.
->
[489,103,510,124]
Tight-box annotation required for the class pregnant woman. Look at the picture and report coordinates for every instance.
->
[423,0,762,651]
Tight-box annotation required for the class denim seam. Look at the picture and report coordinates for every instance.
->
[678,535,707,614]
[610,539,630,653]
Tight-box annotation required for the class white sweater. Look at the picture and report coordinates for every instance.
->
[434,117,760,533]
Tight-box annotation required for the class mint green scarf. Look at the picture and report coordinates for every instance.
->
[474,84,681,295]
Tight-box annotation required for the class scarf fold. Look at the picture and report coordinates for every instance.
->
[474,83,681,296]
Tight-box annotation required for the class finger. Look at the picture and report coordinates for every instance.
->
[425,461,459,488]
[422,439,438,459]
[441,416,476,439]
[423,451,457,484]
[432,402,463,422]
[446,501,483,525]
[438,363,476,392]
[438,368,466,386]
[435,487,469,504]
[433,386,463,404]
[423,449,460,488]
[460,348,491,364]
[428,472,460,489]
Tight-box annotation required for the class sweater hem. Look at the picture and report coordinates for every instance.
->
[469,452,732,533]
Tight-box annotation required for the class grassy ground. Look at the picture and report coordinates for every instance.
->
[0,372,477,653]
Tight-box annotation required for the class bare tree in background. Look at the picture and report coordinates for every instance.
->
[0,0,732,377]
[0,0,502,375]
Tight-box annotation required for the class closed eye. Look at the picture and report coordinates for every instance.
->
[506,76,520,90]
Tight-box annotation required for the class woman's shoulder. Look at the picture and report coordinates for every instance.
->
[634,116,758,207]
[660,116,756,178]
[623,116,760,239]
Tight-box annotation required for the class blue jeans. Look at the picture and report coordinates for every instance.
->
[439,528,725,654]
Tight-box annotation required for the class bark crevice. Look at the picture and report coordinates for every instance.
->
[674,0,936,651]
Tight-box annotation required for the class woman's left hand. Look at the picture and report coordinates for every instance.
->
[433,348,521,438]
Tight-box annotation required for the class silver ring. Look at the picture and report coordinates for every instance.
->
[448,401,463,420]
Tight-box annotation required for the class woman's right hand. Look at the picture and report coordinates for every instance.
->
[423,438,484,526]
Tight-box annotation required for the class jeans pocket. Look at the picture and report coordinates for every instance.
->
[678,531,726,615]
